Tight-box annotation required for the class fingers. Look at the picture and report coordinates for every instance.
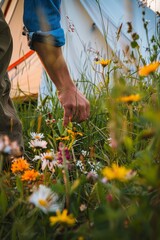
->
[59,88,90,127]
[63,105,73,127]
[63,100,90,126]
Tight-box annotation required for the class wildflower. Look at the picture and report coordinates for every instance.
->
[45,119,56,125]
[30,132,44,140]
[102,163,135,181]
[81,150,87,156]
[108,137,118,149]
[21,169,40,181]
[56,129,83,149]
[29,139,47,149]
[95,58,111,68]
[139,62,160,76]
[117,94,141,103]
[56,136,70,141]
[50,209,76,226]
[76,160,87,174]
[67,129,83,137]
[29,185,62,213]
[40,151,57,171]
[106,193,113,202]
[78,237,85,240]
[80,204,87,212]
[11,158,30,173]
[56,145,71,165]
[32,155,41,161]
[87,170,98,180]
[101,177,108,184]
[88,160,101,172]
[67,129,83,147]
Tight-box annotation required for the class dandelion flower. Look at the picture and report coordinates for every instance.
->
[30,132,44,140]
[117,94,141,103]
[50,209,76,226]
[11,158,30,173]
[21,169,40,181]
[139,62,160,76]
[29,185,62,213]
[95,58,111,68]
[102,163,135,181]
[29,139,47,149]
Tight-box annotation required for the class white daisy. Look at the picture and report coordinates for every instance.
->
[40,151,58,171]
[32,155,41,161]
[30,132,44,140]
[29,139,47,149]
[29,185,63,213]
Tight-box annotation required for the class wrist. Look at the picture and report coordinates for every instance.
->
[57,83,77,94]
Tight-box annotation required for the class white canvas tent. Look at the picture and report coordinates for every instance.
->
[1,0,159,100]
[40,0,159,99]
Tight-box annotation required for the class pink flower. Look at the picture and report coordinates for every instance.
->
[57,143,71,164]
[106,194,113,202]
[29,139,47,149]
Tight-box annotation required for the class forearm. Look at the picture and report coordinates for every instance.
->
[23,0,90,126]
[33,41,76,91]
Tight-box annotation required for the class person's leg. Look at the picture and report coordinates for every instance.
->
[0,9,23,149]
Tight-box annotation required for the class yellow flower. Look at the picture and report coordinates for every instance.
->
[67,129,83,137]
[50,209,76,226]
[21,169,40,181]
[117,94,141,103]
[11,158,30,173]
[78,237,85,240]
[139,62,160,76]
[56,136,70,141]
[95,58,111,68]
[102,163,134,181]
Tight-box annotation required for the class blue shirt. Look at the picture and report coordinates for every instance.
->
[23,0,65,49]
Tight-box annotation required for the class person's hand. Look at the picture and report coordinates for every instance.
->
[58,86,90,127]
[33,42,90,126]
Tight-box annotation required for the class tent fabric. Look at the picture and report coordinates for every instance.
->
[39,0,110,99]
[80,0,157,56]
[39,0,158,100]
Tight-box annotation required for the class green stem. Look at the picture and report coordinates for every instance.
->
[0,154,3,173]
[62,147,70,209]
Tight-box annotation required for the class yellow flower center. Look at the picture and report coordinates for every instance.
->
[35,136,41,139]
[38,199,48,207]
[45,155,53,161]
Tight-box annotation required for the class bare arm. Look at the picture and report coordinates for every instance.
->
[33,42,90,126]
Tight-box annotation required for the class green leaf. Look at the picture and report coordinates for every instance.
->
[16,176,23,198]
[0,188,8,215]
[57,119,65,135]
[50,182,65,194]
